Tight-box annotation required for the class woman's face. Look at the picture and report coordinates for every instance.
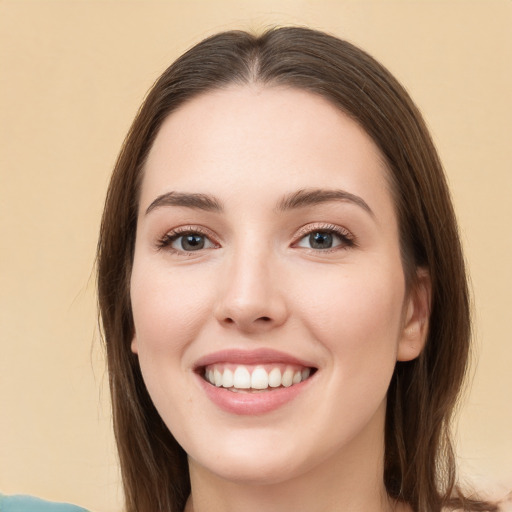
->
[130,85,426,485]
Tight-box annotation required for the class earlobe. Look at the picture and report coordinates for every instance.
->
[397,268,431,362]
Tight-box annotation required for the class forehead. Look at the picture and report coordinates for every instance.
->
[141,85,394,220]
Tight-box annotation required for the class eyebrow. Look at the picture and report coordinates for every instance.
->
[276,188,374,217]
[145,191,223,215]
[145,187,373,217]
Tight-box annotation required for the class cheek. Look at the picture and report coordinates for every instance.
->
[129,258,208,438]
[130,257,215,355]
[295,262,405,368]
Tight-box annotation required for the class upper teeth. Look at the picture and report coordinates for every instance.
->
[205,364,311,390]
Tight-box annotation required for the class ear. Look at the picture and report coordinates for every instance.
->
[131,334,138,355]
[397,268,431,362]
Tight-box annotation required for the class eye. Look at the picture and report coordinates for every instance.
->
[157,228,217,254]
[172,233,215,251]
[299,231,336,249]
[294,225,355,251]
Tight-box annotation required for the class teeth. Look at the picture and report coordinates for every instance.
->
[214,368,223,387]
[204,364,313,391]
[268,367,282,388]
[251,367,269,389]
[281,368,294,387]
[233,366,251,389]
[222,368,234,388]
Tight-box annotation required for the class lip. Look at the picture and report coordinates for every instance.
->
[193,348,316,369]
[193,348,317,415]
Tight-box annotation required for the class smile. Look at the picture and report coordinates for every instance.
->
[203,363,313,392]
[194,349,318,414]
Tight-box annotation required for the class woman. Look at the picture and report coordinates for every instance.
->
[95,27,502,512]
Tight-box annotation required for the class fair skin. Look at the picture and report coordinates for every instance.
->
[130,85,429,512]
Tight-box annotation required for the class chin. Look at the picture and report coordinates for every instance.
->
[191,452,311,486]
[185,427,333,487]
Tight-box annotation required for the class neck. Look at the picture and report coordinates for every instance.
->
[184,403,405,512]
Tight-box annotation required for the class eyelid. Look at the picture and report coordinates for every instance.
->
[291,222,356,251]
[156,225,220,253]
[293,222,353,240]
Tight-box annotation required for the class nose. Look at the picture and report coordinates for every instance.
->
[214,248,289,333]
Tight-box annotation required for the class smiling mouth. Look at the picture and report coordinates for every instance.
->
[200,363,317,393]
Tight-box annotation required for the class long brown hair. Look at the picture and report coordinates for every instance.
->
[97,27,496,512]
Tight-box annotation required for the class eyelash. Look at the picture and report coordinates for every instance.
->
[156,226,219,255]
[156,223,356,255]
[292,223,356,253]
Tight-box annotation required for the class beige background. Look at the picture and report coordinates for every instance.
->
[1,1,511,511]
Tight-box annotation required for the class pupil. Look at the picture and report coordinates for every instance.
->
[181,234,205,251]
[310,232,332,249]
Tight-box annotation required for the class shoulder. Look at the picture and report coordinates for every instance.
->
[0,494,89,512]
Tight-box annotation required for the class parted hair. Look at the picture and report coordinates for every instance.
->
[97,27,497,512]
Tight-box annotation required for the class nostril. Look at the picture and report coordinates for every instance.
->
[222,315,272,326]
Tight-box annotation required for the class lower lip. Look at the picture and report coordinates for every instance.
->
[196,373,313,415]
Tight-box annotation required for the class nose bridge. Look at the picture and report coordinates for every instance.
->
[215,236,287,331]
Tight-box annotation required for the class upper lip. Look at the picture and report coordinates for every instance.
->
[193,348,317,370]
